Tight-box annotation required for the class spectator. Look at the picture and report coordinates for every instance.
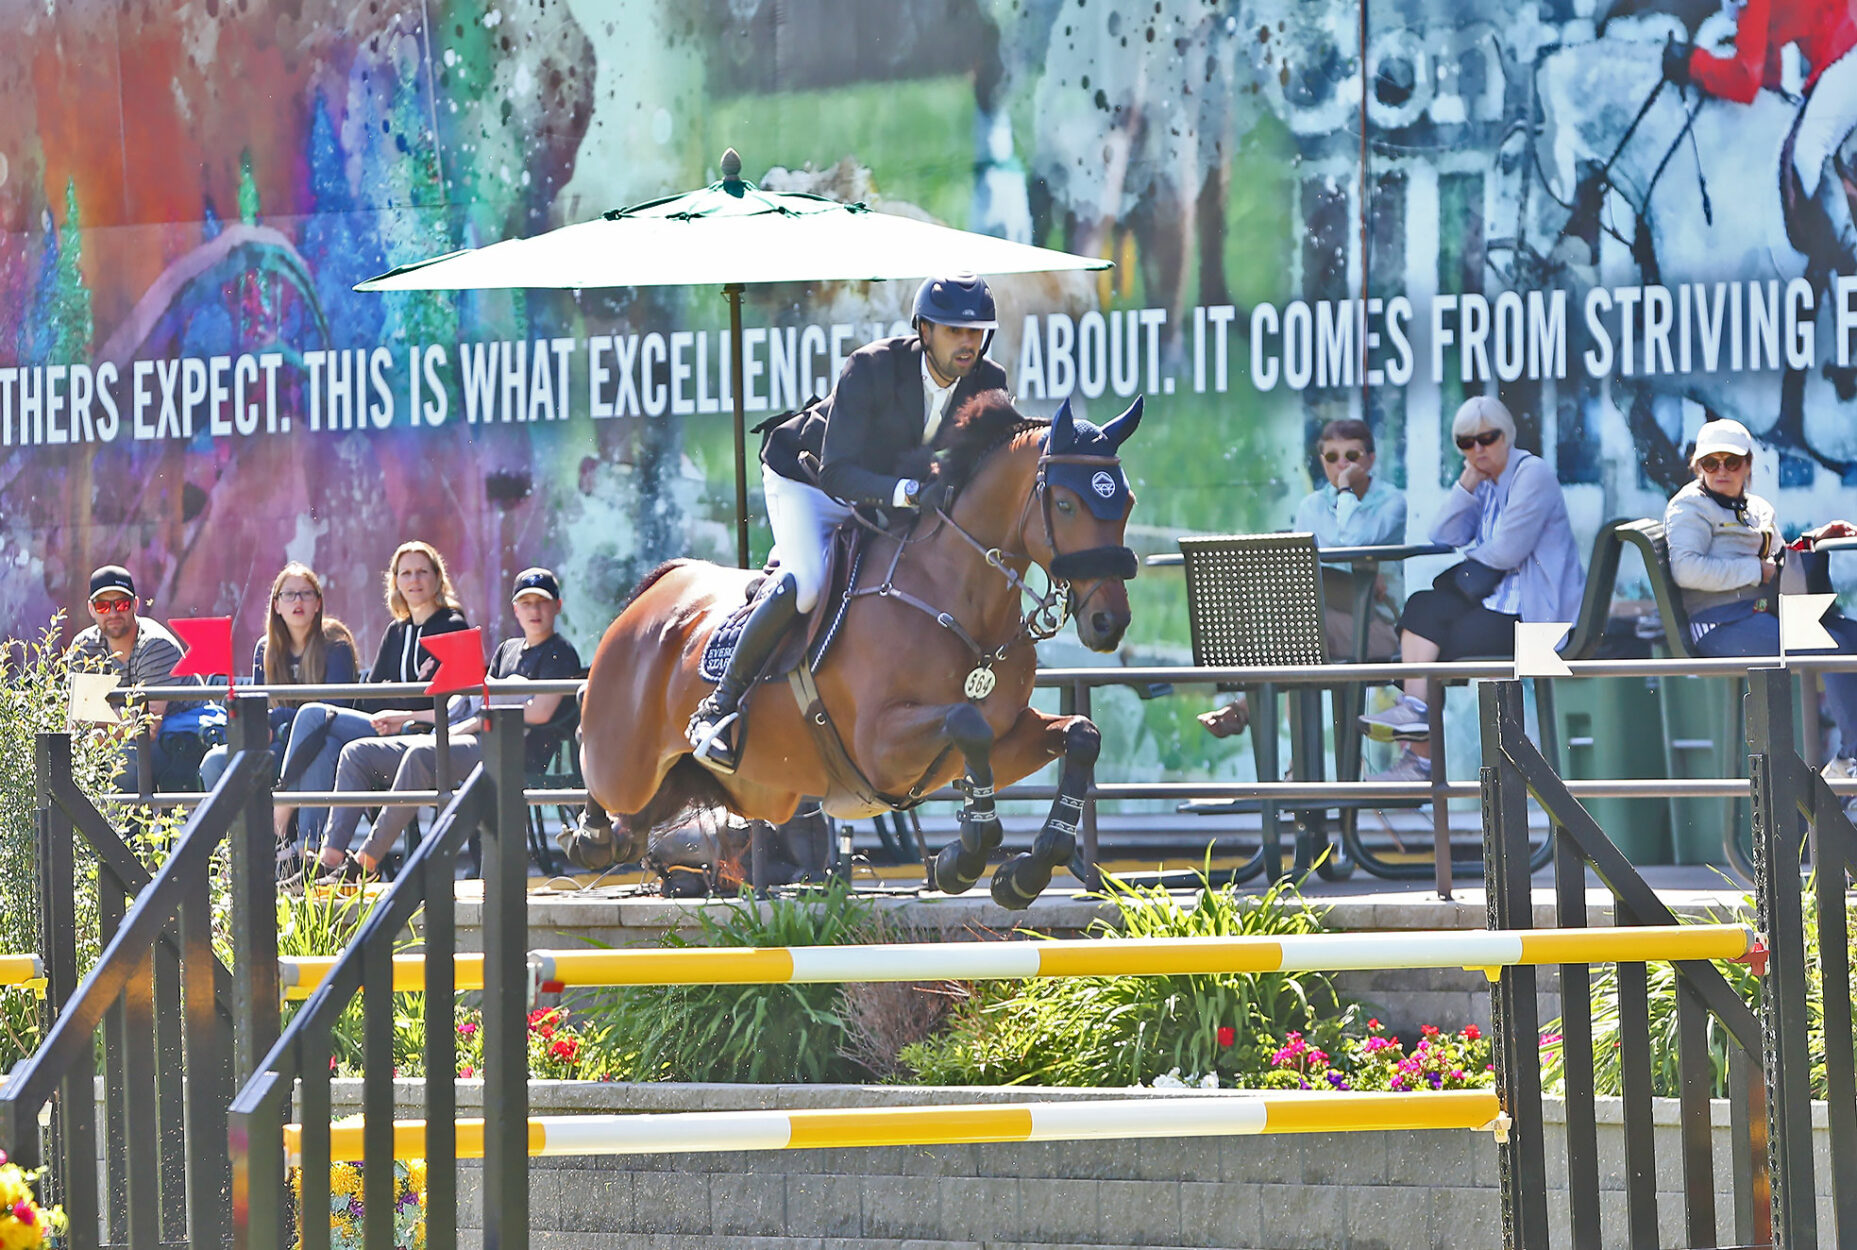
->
[273,541,470,851]
[68,565,218,792]
[1198,418,1407,739]
[1665,419,1857,782]
[198,563,360,816]
[299,567,581,884]
[1357,396,1584,780]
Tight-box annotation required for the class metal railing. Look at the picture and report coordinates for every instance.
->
[3,695,277,1250]
[1481,679,1769,1250]
[1746,666,1857,1249]
[226,708,530,1250]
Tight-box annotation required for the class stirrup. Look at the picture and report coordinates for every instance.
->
[688,709,741,773]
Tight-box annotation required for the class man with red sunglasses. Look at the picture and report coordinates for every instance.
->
[68,565,212,791]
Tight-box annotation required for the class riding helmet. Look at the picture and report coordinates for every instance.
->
[911,272,999,332]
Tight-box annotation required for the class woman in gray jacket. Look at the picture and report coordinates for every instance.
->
[1666,418,1857,780]
[1359,395,1585,780]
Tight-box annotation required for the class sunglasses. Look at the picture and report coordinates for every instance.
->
[1455,429,1504,451]
[1322,448,1364,464]
[90,597,134,614]
[275,589,320,604]
[1696,454,1748,473]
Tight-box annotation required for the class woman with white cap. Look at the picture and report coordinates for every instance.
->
[1666,418,1857,780]
[1358,395,1585,780]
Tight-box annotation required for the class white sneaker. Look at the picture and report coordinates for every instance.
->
[1364,748,1432,784]
[1359,697,1431,742]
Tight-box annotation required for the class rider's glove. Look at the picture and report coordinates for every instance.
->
[917,479,951,513]
[1662,39,1694,88]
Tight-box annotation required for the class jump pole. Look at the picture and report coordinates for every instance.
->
[287,1090,1506,1165]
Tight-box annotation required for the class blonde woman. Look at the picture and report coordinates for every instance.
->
[278,541,471,882]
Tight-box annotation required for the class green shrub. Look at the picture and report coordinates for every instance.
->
[900,872,1361,1087]
[581,882,874,1083]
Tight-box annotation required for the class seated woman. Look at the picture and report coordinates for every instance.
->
[1666,418,1857,780]
[1358,395,1584,780]
[277,540,470,882]
[200,563,359,862]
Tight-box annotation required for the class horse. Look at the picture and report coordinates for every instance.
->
[565,390,1145,910]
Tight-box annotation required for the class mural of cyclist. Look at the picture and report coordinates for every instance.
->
[1665,0,1857,262]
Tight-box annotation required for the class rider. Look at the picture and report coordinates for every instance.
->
[685,272,1012,772]
[1665,0,1857,203]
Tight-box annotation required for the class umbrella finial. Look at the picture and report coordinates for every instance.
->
[720,148,743,183]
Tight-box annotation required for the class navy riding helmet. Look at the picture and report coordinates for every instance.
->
[912,272,999,351]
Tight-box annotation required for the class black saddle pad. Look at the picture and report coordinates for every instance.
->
[699,596,758,684]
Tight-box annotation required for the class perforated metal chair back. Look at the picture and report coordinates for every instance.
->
[1179,533,1328,669]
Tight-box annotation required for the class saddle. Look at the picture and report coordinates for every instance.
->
[698,518,867,685]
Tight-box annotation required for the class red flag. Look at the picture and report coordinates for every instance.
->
[169,617,234,681]
[422,627,487,696]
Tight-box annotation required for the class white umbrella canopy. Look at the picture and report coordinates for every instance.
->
[357,149,1111,566]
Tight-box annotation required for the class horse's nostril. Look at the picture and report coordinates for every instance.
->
[1092,611,1115,634]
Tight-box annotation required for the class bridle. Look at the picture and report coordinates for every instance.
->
[846,440,1136,689]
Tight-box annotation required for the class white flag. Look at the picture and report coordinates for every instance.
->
[1780,592,1839,653]
[68,672,121,724]
[1513,622,1572,678]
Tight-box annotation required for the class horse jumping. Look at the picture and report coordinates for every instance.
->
[565,391,1145,909]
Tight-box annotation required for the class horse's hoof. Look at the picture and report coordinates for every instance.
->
[558,815,630,872]
[989,853,1051,910]
[933,841,986,895]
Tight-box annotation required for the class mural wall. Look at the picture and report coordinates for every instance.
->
[4,0,1855,780]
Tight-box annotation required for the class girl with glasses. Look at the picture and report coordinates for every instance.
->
[1666,419,1857,784]
[1358,395,1585,780]
[198,564,359,849]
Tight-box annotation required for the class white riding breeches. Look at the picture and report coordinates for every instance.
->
[1794,52,1857,198]
[762,466,853,614]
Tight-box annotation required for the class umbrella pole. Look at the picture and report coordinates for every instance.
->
[724,282,750,569]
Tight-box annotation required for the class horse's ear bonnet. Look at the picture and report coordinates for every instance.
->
[1043,396,1142,520]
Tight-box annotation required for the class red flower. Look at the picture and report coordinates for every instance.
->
[1367,1018,1382,1032]
[1216,1026,1236,1048]
[1420,1024,1440,1038]
[550,1036,580,1062]
[12,1201,33,1225]
[1462,1024,1481,1041]
[460,1066,475,1079]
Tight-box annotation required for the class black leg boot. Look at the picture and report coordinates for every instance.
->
[688,572,802,773]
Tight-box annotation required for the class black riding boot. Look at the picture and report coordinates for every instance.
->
[688,572,802,773]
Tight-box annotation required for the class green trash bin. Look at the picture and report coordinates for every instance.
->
[1556,677,1672,864]
[1658,673,1747,867]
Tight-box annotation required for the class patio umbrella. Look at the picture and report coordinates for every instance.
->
[357,149,1111,567]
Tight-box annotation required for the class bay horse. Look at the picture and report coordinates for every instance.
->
[566,391,1144,909]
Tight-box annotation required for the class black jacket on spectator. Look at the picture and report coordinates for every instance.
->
[362,606,470,711]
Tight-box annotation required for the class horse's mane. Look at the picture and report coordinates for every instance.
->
[620,559,691,613]
[926,389,1048,491]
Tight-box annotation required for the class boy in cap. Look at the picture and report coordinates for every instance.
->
[298,567,582,883]
[68,565,215,791]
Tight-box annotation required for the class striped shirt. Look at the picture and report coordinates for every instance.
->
[68,617,204,714]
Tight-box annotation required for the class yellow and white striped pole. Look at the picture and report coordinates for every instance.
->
[286,1090,1504,1164]
[530,924,1757,990]
[277,925,1757,999]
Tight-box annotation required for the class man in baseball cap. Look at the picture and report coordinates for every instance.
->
[69,564,214,791]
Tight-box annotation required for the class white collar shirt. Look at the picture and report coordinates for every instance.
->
[921,356,957,445]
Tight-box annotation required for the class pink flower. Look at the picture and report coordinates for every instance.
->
[460,1066,475,1079]
[12,1201,33,1225]
[458,1021,477,1036]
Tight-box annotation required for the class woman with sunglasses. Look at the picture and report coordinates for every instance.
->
[276,541,471,881]
[1666,419,1857,781]
[1359,395,1584,779]
[1200,419,1406,738]
[198,563,359,794]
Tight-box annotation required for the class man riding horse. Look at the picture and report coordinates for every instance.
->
[686,271,1010,772]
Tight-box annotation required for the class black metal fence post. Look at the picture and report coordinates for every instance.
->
[481,709,529,1249]
[1478,681,1548,1250]
[226,693,282,1244]
[1746,666,1815,1250]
